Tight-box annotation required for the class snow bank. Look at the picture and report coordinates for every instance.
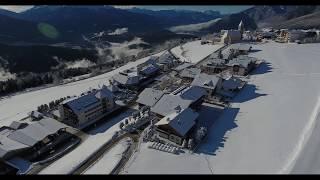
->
[124,42,320,174]
[171,40,223,64]
[83,137,131,174]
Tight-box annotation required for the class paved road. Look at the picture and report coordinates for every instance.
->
[291,110,320,174]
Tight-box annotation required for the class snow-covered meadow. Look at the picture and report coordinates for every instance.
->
[123,42,320,174]
[171,40,223,63]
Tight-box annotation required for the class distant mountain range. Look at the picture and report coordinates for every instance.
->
[169,10,257,35]
[1,5,320,76]
[242,5,320,29]
[170,5,320,35]
[128,7,221,27]
[0,6,220,45]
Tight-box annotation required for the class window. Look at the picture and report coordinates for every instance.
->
[233,65,240,72]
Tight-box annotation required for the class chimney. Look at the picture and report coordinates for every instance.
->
[174,105,182,113]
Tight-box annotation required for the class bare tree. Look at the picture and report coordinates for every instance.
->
[188,138,194,149]
[196,127,207,142]
[182,139,187,148]
[119,122,124,130]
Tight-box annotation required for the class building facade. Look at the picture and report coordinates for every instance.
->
[59,87,116,129]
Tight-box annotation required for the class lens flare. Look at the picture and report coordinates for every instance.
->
[37,23,59,39]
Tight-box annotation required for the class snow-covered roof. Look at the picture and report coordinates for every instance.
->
[174,62,194,72]
[179,86,208,101]
[156,107,198,137]
[151,95,193,117]
[9,121,27,130]
[0,118,68,159]
[158,52,175,64]
[227,56,255,68]
[95,87,114,100]
[221,49,234,60]
[28,111,43,119]
[151,86,205,117]
[136,88,165,107]
[140,64,159,76]
[191,73,221,90]
[179,68,201,79]
[206,58,226,66]
[112,73,140,86]
[8,119,65,147]
[222,76,244,90]
[106,84,120,93]
[146,56,159,64]
[0,136,29,159]
[63,87,114,114]
[154,74,171,82]
[222,30,241,40]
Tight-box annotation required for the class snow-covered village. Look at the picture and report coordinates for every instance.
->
[1,5,320,175]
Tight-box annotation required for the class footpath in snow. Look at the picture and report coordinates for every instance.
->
[83,137,132,174]
[123,42,320,174]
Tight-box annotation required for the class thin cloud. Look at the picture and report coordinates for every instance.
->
[0,5,33,13]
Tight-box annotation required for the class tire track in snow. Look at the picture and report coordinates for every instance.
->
[279,96,320,174]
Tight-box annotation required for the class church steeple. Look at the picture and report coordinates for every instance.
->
[238,20,244,39]
[238,20,244,33]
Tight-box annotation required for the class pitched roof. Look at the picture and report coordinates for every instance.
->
[179,68,201,79]
[151,94,193,117]
[95,87,114,100]
[222,76,244,90]
[221,48,234,60]
[222,30,241,40]
[63,87,114,114]
[112,73,140,86]
[174,62,194,72]
[206,58,226,66]
[136,88,165,107]
[158,51,175,64]
[156,108,198,137]
[226,56,255,68]
[0,136,29,159]
[28,111,43,119]
[191,73,221,90]
[140,64,159,76]
[0,118,68,158]
[9,121,28,130]
[179,86,207,101]
[108,85,120,93]
[8,119,65,147]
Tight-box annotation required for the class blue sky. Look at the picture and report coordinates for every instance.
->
[0,5,252,14]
